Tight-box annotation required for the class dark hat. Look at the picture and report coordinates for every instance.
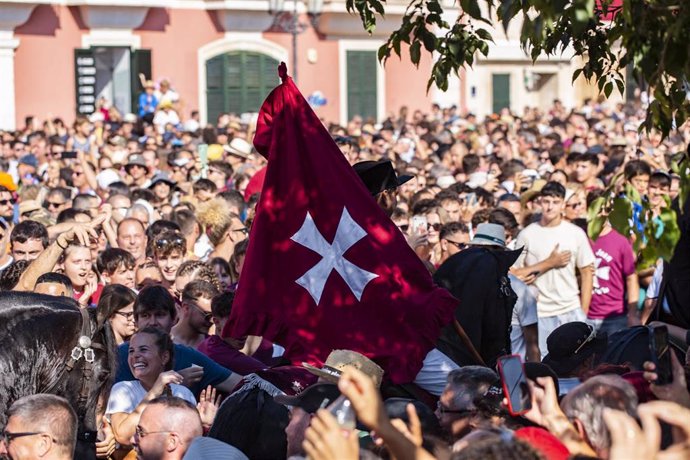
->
[19,154,38,169]
[542,322,607,376]
[273,383,340,414]
[125,154,149,172]
[148,172,177,190]
[353,160,412,196]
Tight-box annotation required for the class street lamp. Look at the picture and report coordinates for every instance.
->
[268,0,323,83]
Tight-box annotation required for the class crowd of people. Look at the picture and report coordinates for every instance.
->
[0,79,689,460]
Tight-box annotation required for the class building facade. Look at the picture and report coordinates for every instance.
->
[1,0,606,131]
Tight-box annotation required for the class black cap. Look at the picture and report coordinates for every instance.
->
[353,160,412,196]
[542,322,607,376]
[273,383,340,414]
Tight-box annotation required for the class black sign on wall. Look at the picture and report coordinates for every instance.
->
[74,49,96,116]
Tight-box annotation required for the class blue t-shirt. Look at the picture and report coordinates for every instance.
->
[116,342,232,396]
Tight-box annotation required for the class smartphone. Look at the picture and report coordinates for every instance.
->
[465,192,477,206]
[61,151,78,159]
[497,355,532,416]
[649,325,673,385]
[198,143,208,179]
[411,215,427,234]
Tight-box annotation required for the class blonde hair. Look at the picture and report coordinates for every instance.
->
[197,198,238,246]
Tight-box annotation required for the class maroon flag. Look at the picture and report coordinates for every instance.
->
[224,63,457,384]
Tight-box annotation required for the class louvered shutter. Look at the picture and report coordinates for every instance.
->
[346,50,378,121]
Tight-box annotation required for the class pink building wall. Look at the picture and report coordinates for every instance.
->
[13,5,436,127]
[14,5,84,126]
[264,27,341,123]
[384,45,436,119]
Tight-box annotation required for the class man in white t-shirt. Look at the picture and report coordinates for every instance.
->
[514,181,595,357]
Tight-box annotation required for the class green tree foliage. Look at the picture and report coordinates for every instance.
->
[348,0,690,138]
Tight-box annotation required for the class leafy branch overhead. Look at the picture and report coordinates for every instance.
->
[346,0,690,137]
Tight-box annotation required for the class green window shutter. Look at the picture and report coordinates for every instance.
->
[347,51,378,121]
[492,73,511,114]
[206,51,279,117]
[206,54,226,124]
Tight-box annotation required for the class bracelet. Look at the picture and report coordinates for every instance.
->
[56,238,68,250]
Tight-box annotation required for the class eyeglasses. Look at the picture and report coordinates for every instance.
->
[427,223,441,231]
[2,430,58,445]
[436,402,476,417]
[445,240,467,250]
[0,199,15,206]
[185,301,212,322]
[135,426,174,439]
[573,324,597,355]
[114,311,135,320]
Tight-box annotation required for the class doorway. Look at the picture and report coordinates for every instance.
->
[93,47,132,114]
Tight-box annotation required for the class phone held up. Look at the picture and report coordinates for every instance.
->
[411,215,428,234]
[648,325,673,385]
[497,354,532,416]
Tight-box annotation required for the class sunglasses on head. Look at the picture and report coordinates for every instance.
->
[154,236,185,248]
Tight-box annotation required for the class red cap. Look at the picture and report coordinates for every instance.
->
[515,427,570,460]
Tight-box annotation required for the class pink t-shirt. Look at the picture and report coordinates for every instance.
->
[588,230,636,319]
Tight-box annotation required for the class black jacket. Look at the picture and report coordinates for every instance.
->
[433,246,521,369]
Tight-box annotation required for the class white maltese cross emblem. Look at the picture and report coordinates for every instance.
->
[291,207,378,305]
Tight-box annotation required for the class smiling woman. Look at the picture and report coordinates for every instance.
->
[105,327,196,448]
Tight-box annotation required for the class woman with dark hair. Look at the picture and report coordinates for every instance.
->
[209,257,232,291]
[96,284,137,345]
[105,327,195,447]
[229,238,249,287]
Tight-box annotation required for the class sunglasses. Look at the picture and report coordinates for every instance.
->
[185,301,212,322]
[436,401,476,416]
[0,199,15,206]
[573,324,597,355]
[45,200,65,208]
[445,240,467,250]
[397,224,409,232]
[427,223,441,231]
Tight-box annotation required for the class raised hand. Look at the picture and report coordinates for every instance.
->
[197,385,221,428]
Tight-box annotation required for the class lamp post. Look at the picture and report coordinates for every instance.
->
[268,0,323,83]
